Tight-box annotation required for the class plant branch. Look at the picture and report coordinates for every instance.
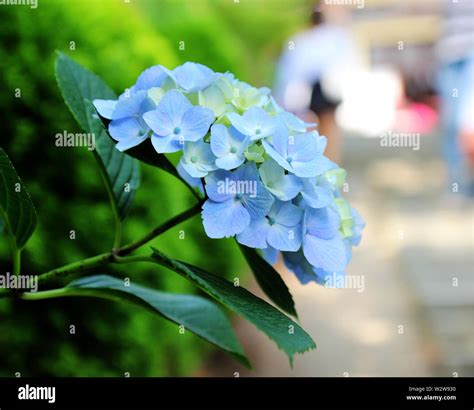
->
[117,201,202,256]
[38,251,114,284]
[31,202,203,287]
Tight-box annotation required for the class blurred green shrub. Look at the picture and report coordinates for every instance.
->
[0,0,309,376]
[0,0,244,377]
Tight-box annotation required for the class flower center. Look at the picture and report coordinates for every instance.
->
[287,157,293,163]
[235,193,243,200]
[190,155,198,163]
[230,146,237,154]
[173,127,181,135]
[255,128,262,135]
[267,216,276,226]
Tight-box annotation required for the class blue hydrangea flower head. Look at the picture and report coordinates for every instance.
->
[97,60,365,288]
[143,90,214,153]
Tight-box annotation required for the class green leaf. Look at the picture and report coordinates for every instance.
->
[0,148,36,250]
[239,244,297,318]
[150,248,316,364]
[55,52,139,219]
[65,274,249,367]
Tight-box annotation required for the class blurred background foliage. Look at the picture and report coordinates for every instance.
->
[0,0,310,376]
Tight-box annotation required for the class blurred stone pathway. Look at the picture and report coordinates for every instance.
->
[204,134,473,377]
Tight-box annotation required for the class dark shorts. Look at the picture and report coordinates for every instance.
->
[310,81,340,115]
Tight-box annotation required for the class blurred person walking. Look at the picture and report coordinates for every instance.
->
[437,0,474,196]
[274,6,355,163]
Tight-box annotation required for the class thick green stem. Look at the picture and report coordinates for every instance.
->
[21,287,70,301]
[114,255,155,264]
[21,288,127,304]
[38,251,114,284]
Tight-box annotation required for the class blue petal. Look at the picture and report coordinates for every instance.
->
[273,201,303,227]
[291,155,336,178]
[112,90,148,120]
[210,124,231,157]
[229,126,250,150]
[277,112,315,133]
[180,141,217,178]
[288,132,318,162]
[262,140,291,172]
[156,89,192,124]
[303,234,347,272]
[227,112,252,136]
[109,117,146,141]
[180,106,214,142]
[142,109,174,137]
[150,133,182,153]
[135,65,166,90]
[115,135,148,151]
[180,160,207,178]
[215,153,245,170]
[202,199,250,238]
[271,126,289,158]
[242,185,274,218]
[236,217,270,248]
[163,62,220,92]
[282,251,326,285]
[305,207,340,239]
[267,223,301,251]
[93,99,117,119]
[262,247,279,265]
[301,179,333,208]
[204,169,235,202]
[272,174,303,201]
[236,163,274,218]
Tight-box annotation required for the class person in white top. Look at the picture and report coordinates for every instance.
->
[274,7,355,163]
